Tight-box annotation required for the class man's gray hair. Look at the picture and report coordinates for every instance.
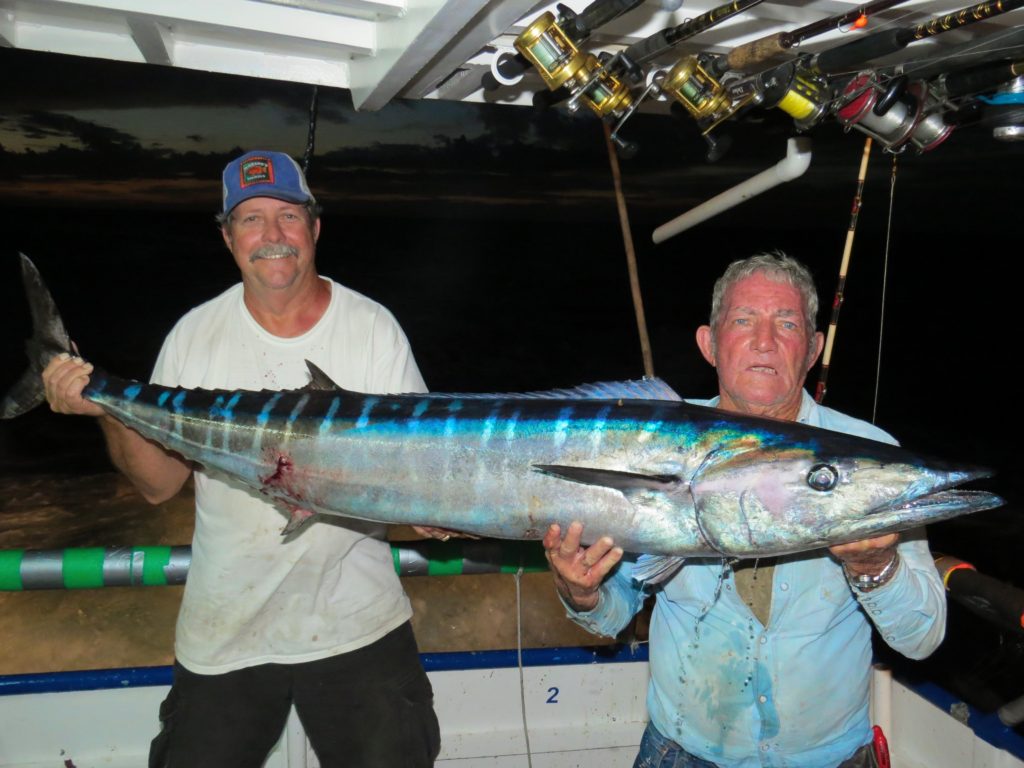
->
[709,250,820,338]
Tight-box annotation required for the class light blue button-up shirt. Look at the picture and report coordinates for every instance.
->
[567,390,946,767]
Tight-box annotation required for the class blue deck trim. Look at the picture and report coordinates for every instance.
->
[894,676,1024,759]
[0,665,174,695]
[420,643,649,672]
[0,644,650,696]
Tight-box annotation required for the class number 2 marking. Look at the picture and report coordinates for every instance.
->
[546,687,559,703]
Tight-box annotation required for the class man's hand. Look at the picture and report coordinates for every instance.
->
[543,521,622,613]
[42,353,104,417]
[830,533,899,577]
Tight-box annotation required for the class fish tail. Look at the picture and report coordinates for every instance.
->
[1,254,73,419]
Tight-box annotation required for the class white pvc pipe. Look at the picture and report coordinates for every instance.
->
[652,136,813,244]
[490,49,525,87]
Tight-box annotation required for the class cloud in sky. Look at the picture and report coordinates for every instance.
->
[15,111,142,152]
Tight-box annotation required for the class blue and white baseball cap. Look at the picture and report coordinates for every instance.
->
[221,150,315,214]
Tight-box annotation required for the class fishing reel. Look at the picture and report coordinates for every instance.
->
[660,54,759,134]
[755,61,831,130]
[514,11,590,91]
[982,74,1024,141]
[514,11,633,119]
[835,73,953,153]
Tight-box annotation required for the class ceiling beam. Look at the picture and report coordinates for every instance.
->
[127,16,171,66]
[400,0,539,99]
[42,0,376,53]
[349,0,504,110]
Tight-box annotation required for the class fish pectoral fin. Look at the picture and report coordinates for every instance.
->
[280,506,318,537]
[631,554,686,585]
[533,465,680,493]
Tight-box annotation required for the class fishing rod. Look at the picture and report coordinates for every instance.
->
[824,4,1024,150]
[652,0,918,146]
[863,25,1024,137]
[621,0,766,67]
[815,137,872,405]
[935,553,1024,637]
[936,59,1024,137]
[723,0,914,75]
[810,0,1024,76]
[887,23,1024,81]
[710,0,1024,150]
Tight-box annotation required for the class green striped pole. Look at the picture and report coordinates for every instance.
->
[0,541,548,590]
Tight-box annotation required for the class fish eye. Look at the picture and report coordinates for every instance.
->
[807,463,839,492]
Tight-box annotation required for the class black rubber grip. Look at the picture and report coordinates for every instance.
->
[945,566,1024,636]
[576,0,645,37]
[813,28,911,74]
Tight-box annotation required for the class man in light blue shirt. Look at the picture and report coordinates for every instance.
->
[544,252,945,768]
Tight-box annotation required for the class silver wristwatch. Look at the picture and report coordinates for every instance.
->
[844,551,900,593]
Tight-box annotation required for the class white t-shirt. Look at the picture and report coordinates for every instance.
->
[151,278,427,674]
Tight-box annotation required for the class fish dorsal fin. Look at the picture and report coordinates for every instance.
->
[420,377,683,402]
[298,369,682,403]
[305,360,340,390]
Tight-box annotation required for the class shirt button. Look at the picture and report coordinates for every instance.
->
[759,636,767,645]
[780,583,789,591]
[759,694,768,704]
[761,744,770,752]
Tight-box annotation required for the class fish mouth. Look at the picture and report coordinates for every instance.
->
[870,489,1004,517]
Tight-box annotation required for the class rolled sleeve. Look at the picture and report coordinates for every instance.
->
[851,534,946,659]
[561,560,649,638]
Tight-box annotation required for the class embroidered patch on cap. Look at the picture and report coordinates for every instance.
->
[239,157,275,188]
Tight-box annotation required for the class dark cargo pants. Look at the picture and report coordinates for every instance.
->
[149,621,440,768]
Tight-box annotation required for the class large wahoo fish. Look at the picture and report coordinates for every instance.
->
[2,255,1004,564]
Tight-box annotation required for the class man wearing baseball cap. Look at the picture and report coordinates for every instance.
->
[42,150,443,767]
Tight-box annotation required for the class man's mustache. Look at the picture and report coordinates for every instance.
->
[250,244,299,263]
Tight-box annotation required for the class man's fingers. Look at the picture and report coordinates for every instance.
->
[42,354,101,416]
[542,524,562,550]
[579,536,615,567]
[831,533,899,558]
[560,520,584,557]
[589,546,624,581]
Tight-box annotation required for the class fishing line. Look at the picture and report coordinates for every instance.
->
[872,154,898,424]
[514,565,535,768]
[302,85,319,176]
[898,29,1024,78]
